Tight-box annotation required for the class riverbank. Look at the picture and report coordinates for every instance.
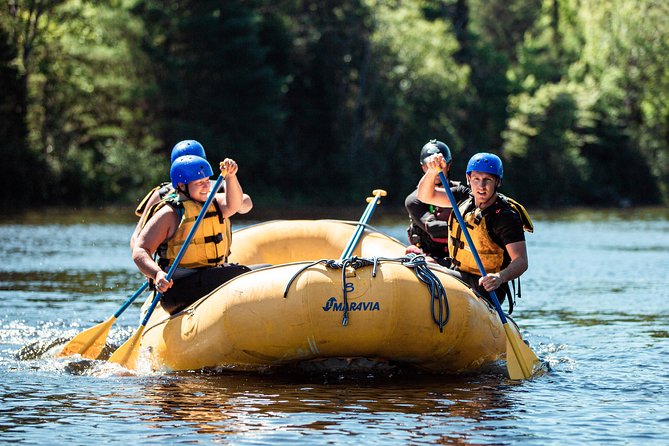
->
[3,204,668,225]
[2,204,412,225]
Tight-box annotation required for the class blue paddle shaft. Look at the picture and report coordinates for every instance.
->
[341,193,381,259]
[341,197,374,259]
[113,282,149,319]
[140,174,225,326]
[438,172,508,324]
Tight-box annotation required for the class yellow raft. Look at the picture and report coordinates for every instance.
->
[139,219,517,373]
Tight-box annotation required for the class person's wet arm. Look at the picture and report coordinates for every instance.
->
[238,194,253,214]
[130,189,161,250]
[132,207,177,293]
[216,159,243,217]
[416,154,452,207]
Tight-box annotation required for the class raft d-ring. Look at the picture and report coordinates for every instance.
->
[345,266,357,278]
[182,310,198,339]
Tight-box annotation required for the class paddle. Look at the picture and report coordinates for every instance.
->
[58,282,149,359]
[340,189,387,259]
[108,173,225,370]
[438,171,540,379]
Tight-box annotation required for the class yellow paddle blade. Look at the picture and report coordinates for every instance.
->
[58,316,116,359]
[504,323,541,379]
[108,325,146,370]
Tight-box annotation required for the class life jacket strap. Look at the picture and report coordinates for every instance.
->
[203,233,224,244]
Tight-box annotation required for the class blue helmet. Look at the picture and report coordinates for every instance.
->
[170,140,206,164]
[420,139,452,165]
[466,152,503,179]
[170,155,213,188]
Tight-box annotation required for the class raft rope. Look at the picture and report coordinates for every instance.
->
[283,255,450,330]
[400,255,450,332]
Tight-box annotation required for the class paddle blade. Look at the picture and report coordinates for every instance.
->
[58,316,116,359]
[504,323,541,379]
[108,325,146,370]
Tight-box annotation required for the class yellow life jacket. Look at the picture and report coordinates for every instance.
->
[134,182,173,217]
[143,194,231,270]
[448,194,532,275]
[498,193,534,233]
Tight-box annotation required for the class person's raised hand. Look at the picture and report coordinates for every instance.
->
[219,158,238,177]
[424,153,447,173]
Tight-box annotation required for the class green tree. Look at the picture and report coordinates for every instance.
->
[502,0,663,206]
[510,0,582,93]
[504,82,590,206]
[254,0,374,204]
[356,0,469,199]
[131,0,286,201]
[244,0,467,204]
[2,0,667,208]
[3,1,163,205]
[575,0,669,201]
[504,79,660,207]
[0,21,39,208]
[441,0,543,171]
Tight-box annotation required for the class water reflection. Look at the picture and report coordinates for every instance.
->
[129,372,519,443]
[526,309,668,327]
[1,271,140,294]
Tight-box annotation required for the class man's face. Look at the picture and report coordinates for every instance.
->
[467,171,499,205]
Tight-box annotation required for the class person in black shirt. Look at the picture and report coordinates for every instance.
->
[404,139,459,266]
[417,152,528,306]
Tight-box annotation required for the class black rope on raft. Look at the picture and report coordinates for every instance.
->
[339,257,376,325]
[282,255,449,330]
[283,259,341,298]
[370,255,451,332]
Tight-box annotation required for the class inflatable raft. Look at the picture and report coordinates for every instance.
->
[139,220,519,373]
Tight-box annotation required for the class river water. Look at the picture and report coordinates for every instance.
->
[1,207,668,445]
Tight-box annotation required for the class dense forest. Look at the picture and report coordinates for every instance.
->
[1,0,668,210]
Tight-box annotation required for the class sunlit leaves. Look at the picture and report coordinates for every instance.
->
[1,0,668,207]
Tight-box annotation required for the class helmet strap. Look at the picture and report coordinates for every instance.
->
[177,183,192,200]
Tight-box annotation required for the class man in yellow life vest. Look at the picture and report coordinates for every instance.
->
[417,152,529,307]
[405,139,459,267]
[130,139,253,250]
[132,155,251,315]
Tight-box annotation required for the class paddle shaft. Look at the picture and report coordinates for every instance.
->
[140,174,225,326]
[341,190,385,259]
[114,282,149,318]
[340,200,374,259]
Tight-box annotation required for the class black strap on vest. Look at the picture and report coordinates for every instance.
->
[212,200,225,223]
[204,233,223,244]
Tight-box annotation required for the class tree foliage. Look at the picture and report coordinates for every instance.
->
[0,20,36,207]
[1,0,667,209]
